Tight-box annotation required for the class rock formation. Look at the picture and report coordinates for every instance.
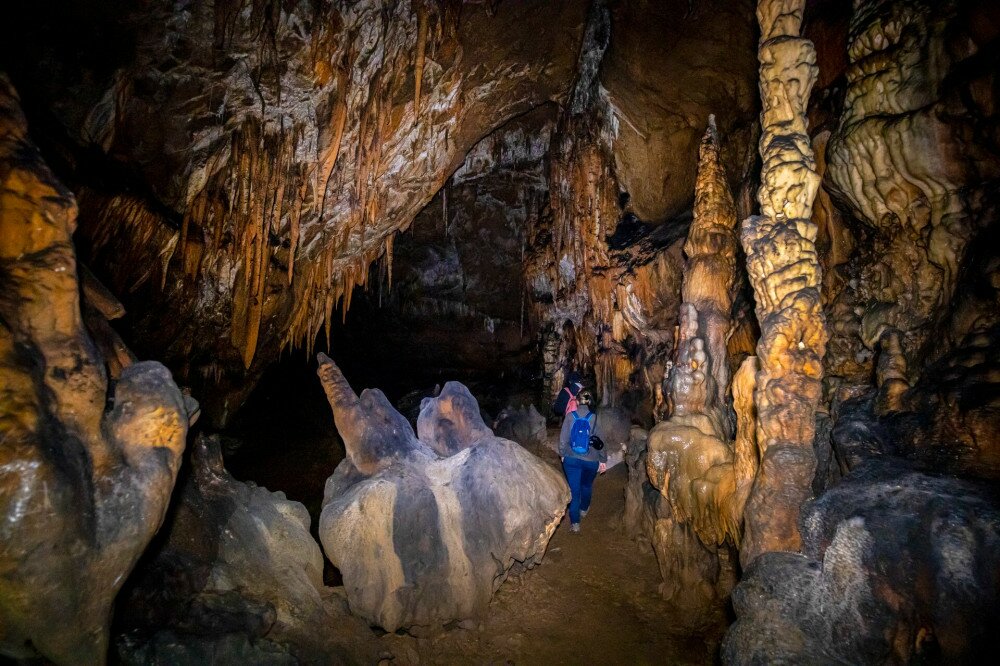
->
[682,116,742,411]
[723,2,1000,660]
[640,119,758,622]
[0,76,188,664]
[526,0,759,414]
[332,106,555,392]
[739,0,828,565]
[826,0,1000,368]
[723,459,1000,664]
[316,354,568,632]
[494,404,549,453]
[5,0,591,426]
[115,436,377,664]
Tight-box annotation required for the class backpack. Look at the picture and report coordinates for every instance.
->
[569,411,593,455]
[552,386,578,417]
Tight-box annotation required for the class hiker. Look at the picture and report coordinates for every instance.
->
[551,371,584,417]
[559,389,607,533]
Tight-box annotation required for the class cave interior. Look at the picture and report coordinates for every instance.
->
[1,0,1000,664]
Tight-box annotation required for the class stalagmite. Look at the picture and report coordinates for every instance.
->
[316,351,424,475]
[642,118,754,618]
[683,115,741,411]
[739,0,827,565]
[0,76,189,665]
[316,356,567,633]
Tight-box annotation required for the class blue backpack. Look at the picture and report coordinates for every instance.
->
[569,411,593,455]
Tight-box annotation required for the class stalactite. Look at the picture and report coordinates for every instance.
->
[739,0,828,566]
[412,0,429,118]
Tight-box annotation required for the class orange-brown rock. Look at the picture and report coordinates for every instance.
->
[682,116,741,408]
[527,0,759,413]
[9,0,590,425]
[825,0,1000,368]
[601,0,759,223]
[642,120,757,619]
[0,76,188,665]
[739,0,828,566]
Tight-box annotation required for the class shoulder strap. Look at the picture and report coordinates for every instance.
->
[571,410,580,420]
[585,412,594,422]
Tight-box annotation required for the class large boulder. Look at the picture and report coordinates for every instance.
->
[116,435,378,664]
[493,404,548,451]
[722,458,1000,664]
[316,354,568,632]
[0,76,188,665]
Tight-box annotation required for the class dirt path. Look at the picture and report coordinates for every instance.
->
[377,463,726,665]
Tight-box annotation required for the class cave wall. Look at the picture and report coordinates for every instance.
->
[331,104,555,400]
[3,0,589,426]
[526,0,760,414]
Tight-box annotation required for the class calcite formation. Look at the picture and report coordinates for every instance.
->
[116,436,377,664]
[643,119,759,617]
[526,0,759,413]
[10,0,589,425]
[723,459,1000,664]
[739,0,828,566]
[645,121,751,538]
[335,106,555,386]
[826,0,1000,363]
[0,77,188,665]
[681,116,742,409]
[316,354,568,632]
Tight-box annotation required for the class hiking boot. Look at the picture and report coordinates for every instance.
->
[570,523,581,533]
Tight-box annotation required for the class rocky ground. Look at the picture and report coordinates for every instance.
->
[364,448,725,665]
[226,422,725,664]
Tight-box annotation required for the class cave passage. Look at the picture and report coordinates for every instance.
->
[2,0,1000,664]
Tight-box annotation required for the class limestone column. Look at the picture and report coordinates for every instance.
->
[682,115,740,413]
[740,0,828,566]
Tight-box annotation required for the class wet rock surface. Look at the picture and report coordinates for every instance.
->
[723,458,1000,665]
[115,435,378,664]
[0,76,188,665]
[4,0,590,425]
[316,355,569,632]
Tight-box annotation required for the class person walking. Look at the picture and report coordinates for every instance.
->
[559,389,607,533]
[552,371,584,417]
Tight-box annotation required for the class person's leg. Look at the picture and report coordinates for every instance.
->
[562,457,583,524]
[579,461,600,515]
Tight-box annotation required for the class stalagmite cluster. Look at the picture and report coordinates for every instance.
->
[0,77,189,664]
[316,354,568,633]
[739,0,827,565]
[643,120,758,619]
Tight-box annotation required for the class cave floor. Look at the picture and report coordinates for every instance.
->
[376,460,726,665]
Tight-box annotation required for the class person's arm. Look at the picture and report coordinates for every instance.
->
[593,414,608,471]
[559,415,571,459]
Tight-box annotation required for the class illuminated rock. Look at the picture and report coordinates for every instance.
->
[0,76,187,665]
[316,354,568,632]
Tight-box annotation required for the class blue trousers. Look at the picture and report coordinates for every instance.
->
[562,457,600,524]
